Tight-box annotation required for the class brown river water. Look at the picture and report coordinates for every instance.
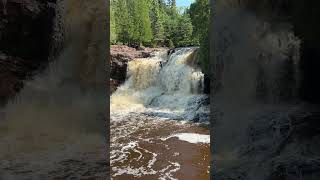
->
[0,48,209,179]
[110,48,210,179]
[111,113,210,180]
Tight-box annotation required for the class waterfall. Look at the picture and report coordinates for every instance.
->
[0,0,108,178]
[111,47,208,121]
[1,0,107,145]
[212,4,305,180]
[110,47,210,179]
[213,9,301,104]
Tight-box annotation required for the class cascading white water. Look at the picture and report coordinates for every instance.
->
[211,5,305,180]
[110,47,210,179]
[0,0,108,178]
[111,47,207,121]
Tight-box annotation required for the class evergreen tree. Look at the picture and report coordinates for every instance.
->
[171,0,176,8]
[127,0,153,45]
[174,13,193,47]
[188,0,210,72]
[158,0,166,9]
[114,0,132,44]
[110,0,117,44]
[150,0,165,45]
[111,0,208,49]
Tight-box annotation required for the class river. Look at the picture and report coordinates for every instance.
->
[110,48,210,179]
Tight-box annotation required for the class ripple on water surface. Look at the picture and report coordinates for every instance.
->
[111,113,210,180]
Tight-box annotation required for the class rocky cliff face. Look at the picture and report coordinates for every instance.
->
[0,0,57,106]
[110,45,167,93]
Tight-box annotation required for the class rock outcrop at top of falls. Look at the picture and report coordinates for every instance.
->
[0,0,57,106]
[110,45,168,93]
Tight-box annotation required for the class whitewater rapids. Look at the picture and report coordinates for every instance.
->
[110,48,210,179]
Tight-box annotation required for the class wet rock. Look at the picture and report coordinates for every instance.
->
[203,74,210,94]
[167,48,176,56]
[0,0,56,105]
[110,53,130,81]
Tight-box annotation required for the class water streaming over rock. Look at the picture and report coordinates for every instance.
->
[0,0,108,178]
[110,48,210,179]
[211,3,320,180]
[111,47,208,121]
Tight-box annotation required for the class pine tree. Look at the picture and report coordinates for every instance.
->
[110,0,117,44]
[171,0,176,8]
[127,0,153,45]
[175,13,193,47]
[114,0,132,44]
[111,0,207,48]
[150,0,165,45]
[139,0,153,44]
[188,0,210,72]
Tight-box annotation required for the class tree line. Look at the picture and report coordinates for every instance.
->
[111,0,210,71]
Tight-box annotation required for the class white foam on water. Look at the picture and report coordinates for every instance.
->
[111,139,182,178]
[161,133,210,144]
[110,48,207,118]
[112,166,157,177]
[159,161,181,180]
[110,48,209,178]
[110,141,139,164]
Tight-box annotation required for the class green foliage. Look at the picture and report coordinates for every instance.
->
[150,0,165,45]
[166,39,174,48]
[111,0,198,48]
[113,0,132,44]
[111,0,210,74]
[188,0,210,73]
[127,0,153,45]
[110,0,117,44]
[174,13,193,47]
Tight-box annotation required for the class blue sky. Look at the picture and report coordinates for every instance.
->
[176,0,195,7]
